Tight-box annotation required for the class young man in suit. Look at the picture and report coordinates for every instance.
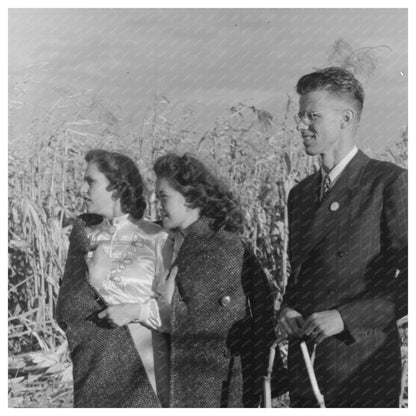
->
[278,67,407,407]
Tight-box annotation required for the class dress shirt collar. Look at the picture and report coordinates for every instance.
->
[321,145,358,188]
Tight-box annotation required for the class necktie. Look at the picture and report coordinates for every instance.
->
[321,174,331,201]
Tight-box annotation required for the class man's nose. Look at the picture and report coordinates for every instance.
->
[296,119,309,132]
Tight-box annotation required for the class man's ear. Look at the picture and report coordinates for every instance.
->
[340,109,355,129]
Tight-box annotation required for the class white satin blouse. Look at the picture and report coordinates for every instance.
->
[84,214,173,332]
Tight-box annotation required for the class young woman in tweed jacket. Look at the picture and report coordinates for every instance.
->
[154,153,284,407]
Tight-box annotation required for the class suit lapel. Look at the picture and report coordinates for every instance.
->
[289,172,321,269]
[295,150,369,270]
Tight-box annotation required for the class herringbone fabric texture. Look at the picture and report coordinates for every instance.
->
[169,217,280,407]
[56,214,161,408]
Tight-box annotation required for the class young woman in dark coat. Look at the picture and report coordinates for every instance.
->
[56,150,172,407]
[154,153,285,407]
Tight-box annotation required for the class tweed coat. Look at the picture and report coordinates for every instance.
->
[55,214,161,408]
[168,217,280,407]
[282,150,407,407]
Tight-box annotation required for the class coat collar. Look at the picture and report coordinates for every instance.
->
[180,216,214,239]
[292,149,369,270]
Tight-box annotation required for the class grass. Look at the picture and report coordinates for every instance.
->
[8,90,408,407]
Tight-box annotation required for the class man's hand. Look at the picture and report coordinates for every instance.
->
[302,310,345,343]
[278,307,305,339]
[98,303,141,327]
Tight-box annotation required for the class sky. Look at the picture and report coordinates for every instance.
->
[8,7,408,152]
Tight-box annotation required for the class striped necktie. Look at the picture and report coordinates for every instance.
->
[321,174,331,201]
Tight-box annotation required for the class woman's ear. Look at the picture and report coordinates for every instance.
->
[111,190,120,201]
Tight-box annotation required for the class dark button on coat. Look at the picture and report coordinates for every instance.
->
[169,217,282,407]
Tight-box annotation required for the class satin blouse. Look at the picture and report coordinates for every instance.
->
[84,214,173,332]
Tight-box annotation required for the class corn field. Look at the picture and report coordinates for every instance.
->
[8,92,408,407]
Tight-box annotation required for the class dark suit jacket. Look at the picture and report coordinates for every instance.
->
[283,150,407,407]
[169,217,280,407]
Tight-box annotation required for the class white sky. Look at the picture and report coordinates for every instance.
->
[8,7,407,151]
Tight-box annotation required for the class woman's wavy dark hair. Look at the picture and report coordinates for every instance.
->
[85,149,146,220]
[153,153,244,232]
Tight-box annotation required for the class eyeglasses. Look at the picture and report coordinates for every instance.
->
[294,109,346,125]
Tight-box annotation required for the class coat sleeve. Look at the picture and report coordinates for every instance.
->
[239,245,287,406]
[389,170,408,320]
[337,169,408,335]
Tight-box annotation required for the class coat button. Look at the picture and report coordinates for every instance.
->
[220,296,231,307]
[337,250,348,258]
[330,202,340,212]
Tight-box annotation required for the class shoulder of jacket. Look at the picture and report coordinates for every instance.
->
[214,230,244,259]
[290,172,318,195]
[77,213,103,227]
[213,226,242,243]
[187,226,243,253]
[364,158,407,183]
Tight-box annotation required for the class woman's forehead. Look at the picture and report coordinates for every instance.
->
[155,177,171,191]
[84,162,107,181]
[85,162,100,175]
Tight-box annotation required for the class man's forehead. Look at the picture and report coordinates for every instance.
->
[299,90,346,108]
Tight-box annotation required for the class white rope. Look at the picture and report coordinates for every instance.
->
[263,340,279,408]
[300,341,325,408]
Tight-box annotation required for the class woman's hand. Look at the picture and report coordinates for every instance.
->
[97,303,142,327]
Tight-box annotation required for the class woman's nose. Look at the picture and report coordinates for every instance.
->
[157,200,164,213]
[80,183,88,195]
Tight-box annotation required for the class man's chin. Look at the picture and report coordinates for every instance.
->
[303,146,317,156]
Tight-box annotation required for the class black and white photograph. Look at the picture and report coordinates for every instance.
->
[7,4,408,408]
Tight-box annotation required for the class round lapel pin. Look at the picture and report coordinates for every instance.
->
[330,202,340,212]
